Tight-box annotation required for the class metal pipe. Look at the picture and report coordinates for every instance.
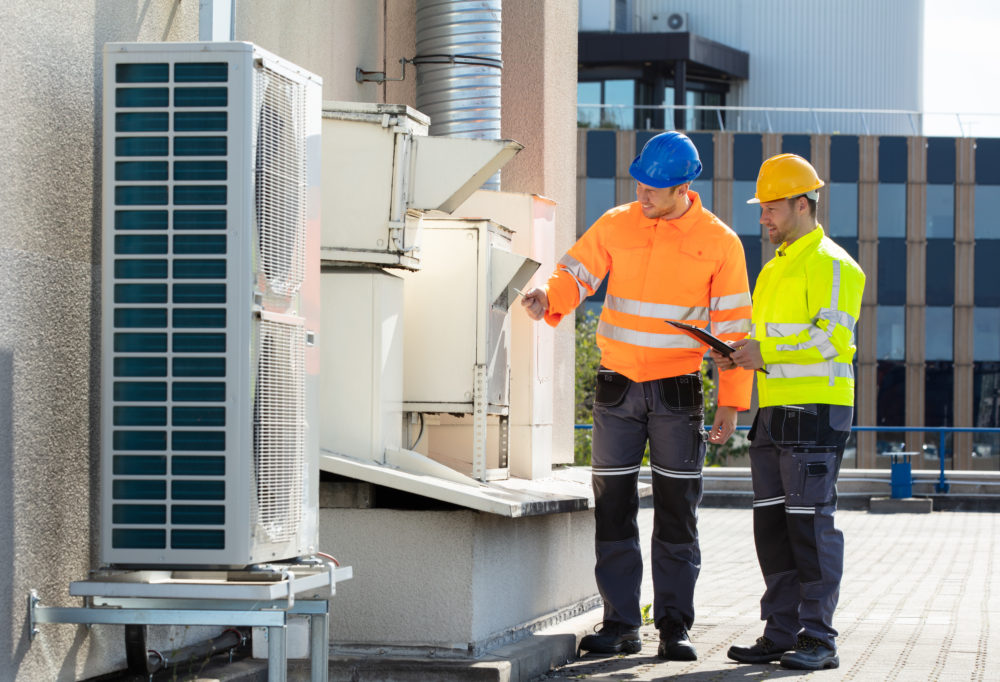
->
[145,627,247,674]
[414,0,503,189]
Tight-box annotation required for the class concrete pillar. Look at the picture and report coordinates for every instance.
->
[713,131,734,226]
[905,137,927,453]
[811,134,831,234]
[954,137,976,469]
[761,134,782,262]
[615,130,637,207]
[857,135,880,468]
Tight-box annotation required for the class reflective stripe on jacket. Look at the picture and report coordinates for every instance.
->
[543,191,753,409]
[752,225,866,407]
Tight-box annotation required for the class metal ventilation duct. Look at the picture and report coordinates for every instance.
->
[415,0,502,188]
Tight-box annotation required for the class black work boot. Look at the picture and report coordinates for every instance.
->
[727,635,788,663]
[780,634,839,670]
[579,621,642,655]
[656,620,697,661]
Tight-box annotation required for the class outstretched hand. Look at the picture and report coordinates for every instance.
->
[520,288,548,321]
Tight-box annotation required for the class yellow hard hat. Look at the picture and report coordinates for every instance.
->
[747,153,825,204]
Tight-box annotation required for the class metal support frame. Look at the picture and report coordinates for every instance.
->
[29,563,350,682]
[472,363,488,481]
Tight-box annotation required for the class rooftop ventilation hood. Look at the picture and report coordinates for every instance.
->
[321,101,522,270]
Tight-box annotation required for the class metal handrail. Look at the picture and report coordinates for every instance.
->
[573,423,1000,493]
[576,103,1000,137]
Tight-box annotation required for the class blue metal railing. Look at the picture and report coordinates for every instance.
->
[573,424,1000,493]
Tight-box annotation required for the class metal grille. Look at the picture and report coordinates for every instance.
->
[252,320,305,544]
[253,65,307,298]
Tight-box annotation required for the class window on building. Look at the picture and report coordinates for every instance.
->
[926,307,953,361]
[877,184,906,238]
[975,307,1000,363]
[975,186,1000,239]
[577,79,636,129]
[731,182,761,236]
[877,305,905,360]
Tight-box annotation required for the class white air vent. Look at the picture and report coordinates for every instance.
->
[100,42,322,568]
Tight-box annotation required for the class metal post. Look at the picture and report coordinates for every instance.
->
[937,429,950,493]
[309,608,329,682]
[268,625,287,682]
[199,0,234,41]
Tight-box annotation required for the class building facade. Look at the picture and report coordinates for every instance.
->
[578,128,1000,471]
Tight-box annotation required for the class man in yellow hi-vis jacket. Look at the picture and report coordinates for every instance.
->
[713,153,865,671]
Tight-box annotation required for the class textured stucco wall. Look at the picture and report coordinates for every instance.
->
[0,3,203,680]
[0,1,390,679]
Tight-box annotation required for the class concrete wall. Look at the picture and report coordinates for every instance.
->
[319,507,597,654]
[0,1,579,678]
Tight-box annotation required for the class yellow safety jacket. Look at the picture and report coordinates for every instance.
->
[543,191,753,409]
[752,225,866,407]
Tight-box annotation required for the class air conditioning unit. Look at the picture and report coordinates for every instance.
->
[649,11,688,32]
[100,42,322,567]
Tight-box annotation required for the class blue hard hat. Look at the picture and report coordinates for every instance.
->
[629,131,702,188]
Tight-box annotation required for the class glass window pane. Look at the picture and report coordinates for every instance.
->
[603,80,635,130]
[828,183,858,237]
[577,82,601,128]
[585,178,615,230]
[925,306,953,360]
[926,184,954,238]
[695,182,713,212]
[877,184,906,237]
[975,186,1000,239]
[877,305,905,360]
[975,308,1000,362]
[732,181,761,235]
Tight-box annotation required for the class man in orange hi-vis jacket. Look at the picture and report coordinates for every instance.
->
[522,131,753,661]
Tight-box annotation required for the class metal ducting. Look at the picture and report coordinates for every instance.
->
[415,0,502,189]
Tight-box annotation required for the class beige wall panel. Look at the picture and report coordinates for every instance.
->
[616,130,636,179]
[383,1,418,106]
[500,0,578,463]
[238,0,381,101]
[811,135,831,232]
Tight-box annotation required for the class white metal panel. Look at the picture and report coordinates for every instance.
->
[318,269,404,463]
[401,222,481,406]
[453,191,557,479]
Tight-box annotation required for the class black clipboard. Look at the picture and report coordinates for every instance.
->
[665,320,769,373]
[665,320,733,355]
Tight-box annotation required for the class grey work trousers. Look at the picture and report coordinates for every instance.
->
[748,403,851,649]
[590,368,706,630]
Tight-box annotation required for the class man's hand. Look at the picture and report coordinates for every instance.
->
[708,405,738,444]
[710,347,737,370]
[730,338,764,371]
[520,287,549,321]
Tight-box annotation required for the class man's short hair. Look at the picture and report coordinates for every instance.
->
[788,194,818,218]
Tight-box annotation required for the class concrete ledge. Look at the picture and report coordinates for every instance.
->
[869,496,934,514]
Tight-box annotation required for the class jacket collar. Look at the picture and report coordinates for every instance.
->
[636,190,704,233]
[777,224,824,258]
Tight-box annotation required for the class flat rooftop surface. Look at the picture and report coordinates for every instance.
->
[539,506,1000,681]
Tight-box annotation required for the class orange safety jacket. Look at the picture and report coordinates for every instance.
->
[544,191,753,409]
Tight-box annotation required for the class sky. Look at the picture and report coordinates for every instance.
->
[923,0,1000,137]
